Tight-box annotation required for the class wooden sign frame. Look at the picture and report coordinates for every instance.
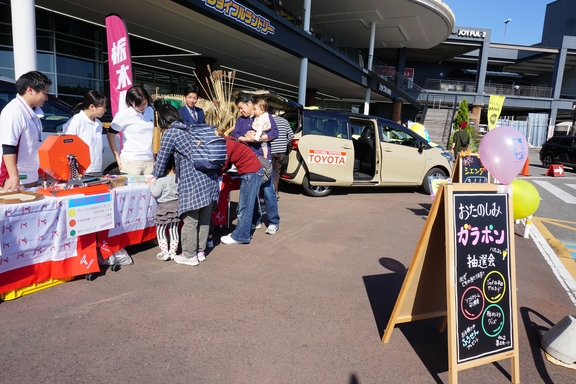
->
[451,153,492,184]
[382,183,519,383]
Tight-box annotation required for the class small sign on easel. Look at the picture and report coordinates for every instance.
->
[451,152,492,183]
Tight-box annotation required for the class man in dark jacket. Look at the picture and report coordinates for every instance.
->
[452,121,470,160]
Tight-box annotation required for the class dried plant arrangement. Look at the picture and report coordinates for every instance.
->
[194,66,240,135]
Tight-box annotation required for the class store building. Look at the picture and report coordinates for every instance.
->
[1,0,576,145]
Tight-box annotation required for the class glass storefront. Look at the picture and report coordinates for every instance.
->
[0,3,196,106]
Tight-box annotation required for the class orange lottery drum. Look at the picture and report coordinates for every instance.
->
[38,135,91,181]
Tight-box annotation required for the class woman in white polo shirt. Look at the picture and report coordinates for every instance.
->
[62,90,107,177]
[107,86,154,175]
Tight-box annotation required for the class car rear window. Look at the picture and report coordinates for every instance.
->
[303,115,349,139]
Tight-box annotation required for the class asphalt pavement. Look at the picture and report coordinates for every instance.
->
[1,178,576,383]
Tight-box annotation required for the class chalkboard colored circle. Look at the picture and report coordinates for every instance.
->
[70,229,76,236]
[482,304,505,337]
[68,208,76,216]
[483,271,506,303]
[460,286,485,320]
[69,219,76,227]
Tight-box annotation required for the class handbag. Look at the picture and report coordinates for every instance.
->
[258,155,272,184]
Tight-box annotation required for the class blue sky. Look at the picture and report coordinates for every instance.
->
[447,0,549,45]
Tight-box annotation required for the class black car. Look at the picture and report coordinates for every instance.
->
[0,76,73,133]
[539,135,576,170]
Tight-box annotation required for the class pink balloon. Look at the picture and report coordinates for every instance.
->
[478,126,529,185]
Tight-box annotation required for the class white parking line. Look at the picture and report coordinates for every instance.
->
[567,184,576,191]
[533,180,576,204]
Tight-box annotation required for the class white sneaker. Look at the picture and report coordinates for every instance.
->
[197,251,206,262]
[220,234,239,245]
[251,224,262,230]
[266,224,278,235]
[173,254,199,266]
[156,251,171,261]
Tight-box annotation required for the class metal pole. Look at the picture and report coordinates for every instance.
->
[364,22,376,115]
[503,18,511,43]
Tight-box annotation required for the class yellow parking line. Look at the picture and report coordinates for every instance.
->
[532,217,576,277]
[534,217,576,231]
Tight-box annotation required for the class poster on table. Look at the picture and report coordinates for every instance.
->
[66,193,114,237]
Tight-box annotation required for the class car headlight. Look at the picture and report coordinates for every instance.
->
[441,151,453,162]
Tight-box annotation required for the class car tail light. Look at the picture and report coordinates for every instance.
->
[291,139,299,149]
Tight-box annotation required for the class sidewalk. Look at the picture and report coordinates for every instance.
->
[1,187,575,383]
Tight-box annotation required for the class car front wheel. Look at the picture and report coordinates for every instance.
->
[302,174,333,197]
[541,154,554,168]
[421,167,448,195]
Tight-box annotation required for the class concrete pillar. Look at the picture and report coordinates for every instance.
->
[305,88,317,107]
[395,48,407,88]
[192,57,217,100]
[392,99,402,123]
[298,57,308,106]
[475,30,491,95]
[471,103,484,128]
[552,37,568,99]
[11,0,37,78]
[298,0,312,107]
[392,48,408,120]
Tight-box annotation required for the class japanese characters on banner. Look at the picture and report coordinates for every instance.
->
[487,95,506,131]
[452,192,513,363]
[105,14,132,117]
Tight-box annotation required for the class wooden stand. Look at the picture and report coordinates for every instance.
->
[451,153,492,183]
[383,183,520,383]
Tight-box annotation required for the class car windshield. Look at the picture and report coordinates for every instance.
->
[379,123,420,147]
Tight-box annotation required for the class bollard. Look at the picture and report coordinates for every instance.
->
[523,215,532,238]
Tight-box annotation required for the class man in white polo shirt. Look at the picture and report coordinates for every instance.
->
[0,71,52,191]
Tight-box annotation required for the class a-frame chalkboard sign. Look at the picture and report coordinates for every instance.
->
[382,183,519,383]
[451,152,492,184]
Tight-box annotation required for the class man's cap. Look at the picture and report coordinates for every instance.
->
[459,121,468,128]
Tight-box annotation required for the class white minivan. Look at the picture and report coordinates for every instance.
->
[281,110,454,197]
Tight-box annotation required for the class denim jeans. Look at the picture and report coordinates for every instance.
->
[253,169,280,227]
[231,171,263,243]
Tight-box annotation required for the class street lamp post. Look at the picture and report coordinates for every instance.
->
[504,18,511,43]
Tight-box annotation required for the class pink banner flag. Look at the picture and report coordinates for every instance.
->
[105,14,133,117]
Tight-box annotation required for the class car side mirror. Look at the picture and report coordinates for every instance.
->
[418,141,426,153]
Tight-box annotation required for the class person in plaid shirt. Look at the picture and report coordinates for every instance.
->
[152,104,219,266]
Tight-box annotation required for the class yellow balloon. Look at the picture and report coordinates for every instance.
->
[410,123,430,141]
[510,179,540,219]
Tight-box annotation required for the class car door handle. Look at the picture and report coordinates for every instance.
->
[342,145,352,149]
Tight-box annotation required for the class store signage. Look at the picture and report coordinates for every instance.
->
[204,0,275,35]
[453,29,487,39]
[378,83,392,96]
[105,14,133,117]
